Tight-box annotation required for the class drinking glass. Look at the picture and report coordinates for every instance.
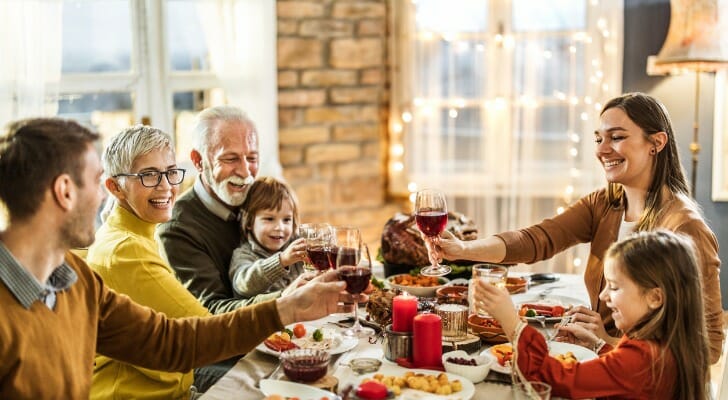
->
[304,223,333,273]
[329,226,361,270]
[470,263,508,317]
[338,240,374,338]
[414,189,450,276]
[513,381,552,400]
[297,224,315,272]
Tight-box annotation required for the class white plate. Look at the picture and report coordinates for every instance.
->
[548,341,598,363]
[256,325,358,357]
[386,274,450,298]
[481,342,598,375]
[259,379,338,399]
[345,364,475,399]
[512,294,588,322]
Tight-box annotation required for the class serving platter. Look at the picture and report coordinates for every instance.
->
[258,379,338,399]
[256,325,358,357]
[386,274,450,297]
[344,364,475,400]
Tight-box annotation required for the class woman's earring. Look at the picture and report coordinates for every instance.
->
[650,148,656,155]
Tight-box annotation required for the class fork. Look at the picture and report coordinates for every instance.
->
[546,315,573,343]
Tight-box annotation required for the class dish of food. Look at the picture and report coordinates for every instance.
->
[347,364,475,399]
[259,379,338,399]
[512,294,588,322]
[387,274,450,297]
[467,314,508,344]
[481,341,598,374]
[505,276,529,294]
[256,325,358,357]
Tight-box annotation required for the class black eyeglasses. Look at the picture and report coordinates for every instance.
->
[113,168,186,188]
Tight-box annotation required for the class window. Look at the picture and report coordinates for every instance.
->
[390,0,623,273]
[57,0,278,177]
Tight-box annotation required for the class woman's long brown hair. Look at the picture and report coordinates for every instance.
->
[601,93,693,230]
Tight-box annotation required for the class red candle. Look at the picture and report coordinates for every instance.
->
[412,313,442,368]
[392,293,418,332]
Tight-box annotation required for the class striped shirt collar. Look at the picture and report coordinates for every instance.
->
[193,175,239,222]
[0,241,78,309]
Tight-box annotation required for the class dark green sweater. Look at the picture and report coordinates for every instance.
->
[157,188,278,314]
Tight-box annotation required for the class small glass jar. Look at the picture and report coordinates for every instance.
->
[348,357,382,374]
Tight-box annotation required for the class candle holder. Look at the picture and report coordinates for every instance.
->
[383,324,412,362]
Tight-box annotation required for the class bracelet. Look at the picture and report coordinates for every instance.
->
[593,338,606,353]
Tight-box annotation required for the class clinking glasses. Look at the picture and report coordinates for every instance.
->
[113,168,186,187]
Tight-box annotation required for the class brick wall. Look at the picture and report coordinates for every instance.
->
[276,0,401,251]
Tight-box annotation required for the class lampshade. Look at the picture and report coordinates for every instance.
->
[647,0,728,75]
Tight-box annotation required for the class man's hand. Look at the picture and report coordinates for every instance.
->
[280,270,317,297]
[276,270,346,325]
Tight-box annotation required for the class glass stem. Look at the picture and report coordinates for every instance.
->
[351,296,360,331]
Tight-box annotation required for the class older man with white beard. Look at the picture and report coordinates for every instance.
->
[157,106,280,314]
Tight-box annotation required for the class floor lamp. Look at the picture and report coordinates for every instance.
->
[646,0,728,197]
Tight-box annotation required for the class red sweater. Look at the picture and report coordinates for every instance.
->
[0,251,283,399]
[517,326,676,399]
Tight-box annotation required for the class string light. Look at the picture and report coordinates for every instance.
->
[391,0,619,273]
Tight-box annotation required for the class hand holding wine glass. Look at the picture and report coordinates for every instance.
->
[415,189,451,276]
[337,234,374,338]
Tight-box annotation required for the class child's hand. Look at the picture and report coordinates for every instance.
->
[472,279,520,340]
[279,238,307,267]
[565,305,611,342]
[557,323,600,350]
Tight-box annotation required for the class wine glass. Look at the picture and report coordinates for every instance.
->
[337,238,374,338]
[297,224,316,272]
[304,223,333,273]
[328,226,361,270]
[415,189,451,276]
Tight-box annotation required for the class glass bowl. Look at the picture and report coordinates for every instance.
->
[280,348,330,383]
[348,357,382,374]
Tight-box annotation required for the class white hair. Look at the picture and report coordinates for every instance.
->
[193,106,257,157]
[102,125,173,179]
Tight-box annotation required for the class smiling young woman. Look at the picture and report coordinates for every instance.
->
[432,92,724,364]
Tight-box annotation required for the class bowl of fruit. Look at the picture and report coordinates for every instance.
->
[442,350,493,383]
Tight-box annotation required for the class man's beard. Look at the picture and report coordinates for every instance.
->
[61,208,96,249]
[202,161,254,207]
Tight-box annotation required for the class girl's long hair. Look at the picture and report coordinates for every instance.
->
[606,230,709,400]
[601,93,694,230]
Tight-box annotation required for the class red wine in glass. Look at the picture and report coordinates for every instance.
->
[338,266,372,294]
[307,246,330,271]
[415,189,451,276]
[333,247,358,269]
[326,246,338,269]
[416,210,448,237]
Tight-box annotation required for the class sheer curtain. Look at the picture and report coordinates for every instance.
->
[197,0,281,178]
[390,0,623,273]
[0,0,62,124]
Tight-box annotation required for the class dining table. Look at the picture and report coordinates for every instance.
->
[200,270,590,400]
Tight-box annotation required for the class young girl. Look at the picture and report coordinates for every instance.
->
[474,230,709,400]
[228,177,309,298]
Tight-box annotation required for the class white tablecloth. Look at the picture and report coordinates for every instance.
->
[200,273,589,400]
